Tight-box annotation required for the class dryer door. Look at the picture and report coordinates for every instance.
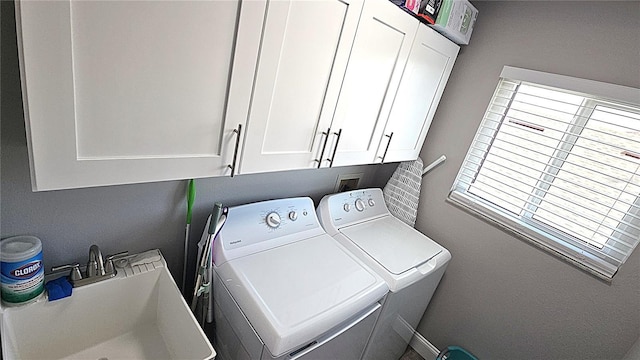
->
[340,216,443,275]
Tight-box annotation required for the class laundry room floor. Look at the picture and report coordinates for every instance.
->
[400,347,426,360]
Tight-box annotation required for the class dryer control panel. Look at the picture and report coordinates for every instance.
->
[316,188,389,233]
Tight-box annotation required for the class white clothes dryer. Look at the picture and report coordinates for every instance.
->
[317,188,451,360]
[212,197,388,360]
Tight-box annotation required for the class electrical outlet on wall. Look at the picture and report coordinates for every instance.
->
[334,173,364,193]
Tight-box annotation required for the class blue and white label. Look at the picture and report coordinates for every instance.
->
[1,253,44,304]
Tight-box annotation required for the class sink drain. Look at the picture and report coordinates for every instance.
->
[98,358,108,360]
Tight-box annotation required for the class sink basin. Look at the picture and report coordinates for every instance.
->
[0,250,215,360]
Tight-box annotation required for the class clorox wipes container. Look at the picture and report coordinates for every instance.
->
[1,236,44,306]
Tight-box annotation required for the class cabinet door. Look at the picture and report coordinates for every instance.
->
[377,25,459,163]
[16,0,260,191]
[238,0,363,174]
[327,0,419,168]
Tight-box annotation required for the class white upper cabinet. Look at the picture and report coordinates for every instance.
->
[239,0,364,174]
[376,25,459,163]
[17,0,460,190]
[16,0,261,191]
[327,0,419,167]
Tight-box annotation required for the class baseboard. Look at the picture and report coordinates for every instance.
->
[409,332,440,359]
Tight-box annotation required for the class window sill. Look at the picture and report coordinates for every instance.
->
[446,191,616,283]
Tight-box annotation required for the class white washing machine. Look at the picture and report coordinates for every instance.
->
[212,197,388,360]
[317,188,451,360]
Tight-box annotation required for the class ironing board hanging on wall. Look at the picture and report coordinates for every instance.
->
[382,157,424,227]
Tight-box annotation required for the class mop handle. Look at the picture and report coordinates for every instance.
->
[182,179,196,294]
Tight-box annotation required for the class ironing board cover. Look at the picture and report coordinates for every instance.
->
[382,157,423,227]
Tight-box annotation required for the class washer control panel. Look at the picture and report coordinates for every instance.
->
[215,197,321,260]
[265,212,282,228]
[317,188,389,230]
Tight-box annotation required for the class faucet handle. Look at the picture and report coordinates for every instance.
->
[51,263,83,282]
[105,251,129,274]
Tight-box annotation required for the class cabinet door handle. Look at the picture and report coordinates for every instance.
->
[325,129,342,168]
[313,128,332,169]
[379,132,394,163]
[227,124,242,177]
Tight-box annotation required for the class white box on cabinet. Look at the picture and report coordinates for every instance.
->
[431,0,478,45]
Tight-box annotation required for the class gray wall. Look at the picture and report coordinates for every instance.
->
[4,1,640,359]
[416,1,640,359]
[0,1,396,292]
[624,335,640,360]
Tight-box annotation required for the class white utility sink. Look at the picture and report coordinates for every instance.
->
[0,250,215,360]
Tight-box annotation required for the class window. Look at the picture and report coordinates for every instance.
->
[450,66,640,280]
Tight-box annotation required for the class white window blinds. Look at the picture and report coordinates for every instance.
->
[450,66,640,280]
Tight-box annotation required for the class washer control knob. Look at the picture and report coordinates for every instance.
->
[355,198,365,212]
[343,203,351,212]
[368,199,375,207]
[266,212,281,228]
[288,211,298,221]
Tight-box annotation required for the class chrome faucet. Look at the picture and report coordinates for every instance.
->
[51,245,127,287]
[87,244,105,277]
